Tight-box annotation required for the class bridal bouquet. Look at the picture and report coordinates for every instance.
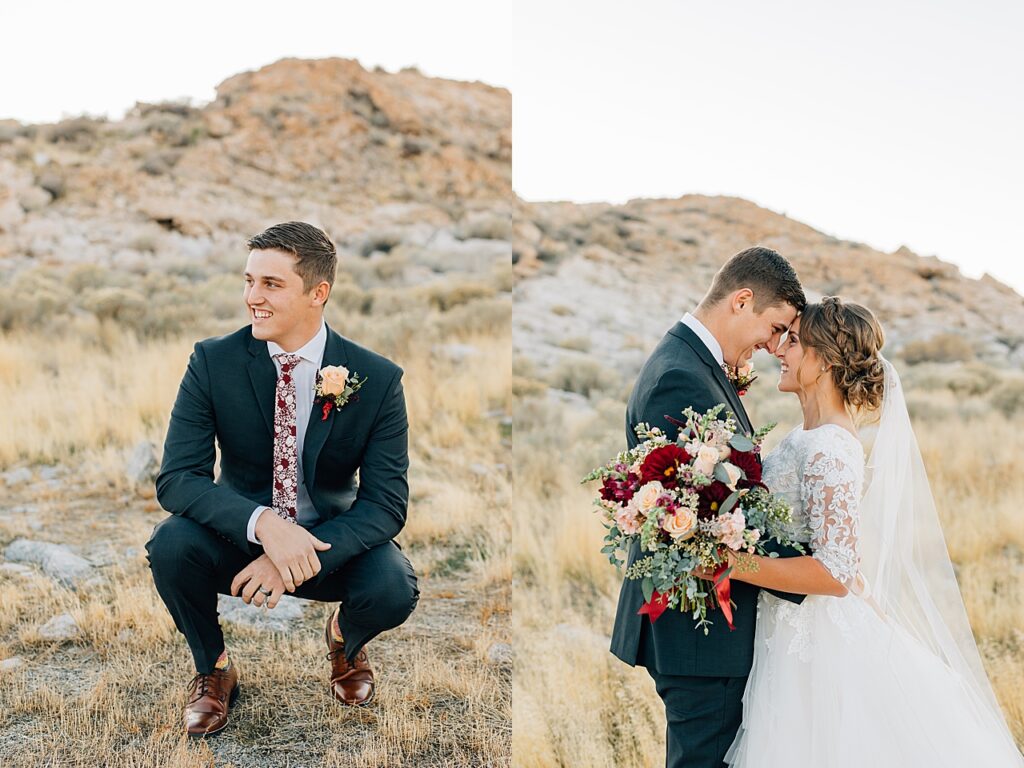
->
[583,405,802,633]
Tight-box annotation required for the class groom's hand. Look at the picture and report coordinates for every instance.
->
[254,511,332,592]
[231,554,287,608]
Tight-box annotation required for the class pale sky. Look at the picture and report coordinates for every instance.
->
[2,1,1021,295]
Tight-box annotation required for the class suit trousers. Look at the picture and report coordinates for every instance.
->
[647,668,747,768]
[145,514,419,673]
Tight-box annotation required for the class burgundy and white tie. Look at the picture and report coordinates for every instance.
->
[272,353,302,522]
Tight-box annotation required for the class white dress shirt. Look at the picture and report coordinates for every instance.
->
[247,319,328,544]
[680,312,725,367]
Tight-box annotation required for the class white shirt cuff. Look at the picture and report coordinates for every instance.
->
[248,506,271,544]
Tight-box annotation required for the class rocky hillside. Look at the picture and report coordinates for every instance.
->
[0,58,513,767]
[0,57,510,279]
[514,195,1024,375]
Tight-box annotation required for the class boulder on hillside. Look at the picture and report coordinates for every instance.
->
[4,539,94,587]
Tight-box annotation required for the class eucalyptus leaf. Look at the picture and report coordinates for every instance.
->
[642,576,655,603]
[729,434,755,452]
[720,490,743,515]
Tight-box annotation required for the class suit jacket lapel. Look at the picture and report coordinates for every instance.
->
[668,322,753,434]
[247,334,277,437]
[301,325,350,489]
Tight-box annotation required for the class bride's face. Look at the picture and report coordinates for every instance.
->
[775,317,822,393]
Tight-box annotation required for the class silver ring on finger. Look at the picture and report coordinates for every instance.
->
[259,586,273,596]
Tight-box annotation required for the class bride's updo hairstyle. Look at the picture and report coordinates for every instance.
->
[799,296,886,411]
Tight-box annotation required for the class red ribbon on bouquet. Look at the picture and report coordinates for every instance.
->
[637,589,672,623]
[637,565,735,629]
[713,563,735,631]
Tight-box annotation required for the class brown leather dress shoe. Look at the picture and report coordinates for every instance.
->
[184,665,240,738]
[325,614,375,706]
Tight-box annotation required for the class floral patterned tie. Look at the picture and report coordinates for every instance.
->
[272,353,302,522]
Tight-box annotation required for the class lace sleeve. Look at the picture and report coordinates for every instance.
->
[802,440,863,586]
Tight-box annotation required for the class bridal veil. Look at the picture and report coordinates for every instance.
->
[858,358,1021,758]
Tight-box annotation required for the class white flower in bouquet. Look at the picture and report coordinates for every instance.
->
[636,481,666,512]
[662,507,698,541]
[615,503,642,535]
[694,445,719,476]
[720,462,743,491]
[718,509,748,551]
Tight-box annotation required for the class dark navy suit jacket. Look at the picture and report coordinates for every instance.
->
[155,323,408,581]
[610,321,803,677]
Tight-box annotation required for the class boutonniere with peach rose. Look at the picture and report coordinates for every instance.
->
[314,365,367,421]
[722,361,757,396]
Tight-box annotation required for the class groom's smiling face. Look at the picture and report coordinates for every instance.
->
[243,248,327,350]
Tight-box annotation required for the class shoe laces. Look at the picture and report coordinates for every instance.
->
[187,670,228,702]
[326,645,367,665]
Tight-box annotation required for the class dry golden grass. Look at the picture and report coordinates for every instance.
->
[0,288,511,766]
[0,319,191,474]
[512,366,1024,765]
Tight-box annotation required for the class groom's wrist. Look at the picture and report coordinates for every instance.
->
[249,505,274,544]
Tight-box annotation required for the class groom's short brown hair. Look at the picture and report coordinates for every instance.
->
[703,246,805,312]
[246,221,337,297]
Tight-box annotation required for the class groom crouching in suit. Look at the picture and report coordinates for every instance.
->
[610,246,807,767]
[146,221,419,737]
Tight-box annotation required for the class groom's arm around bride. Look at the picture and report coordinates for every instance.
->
[609,246,808,768]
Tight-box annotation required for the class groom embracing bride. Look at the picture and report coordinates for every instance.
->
[609,247,1023,767]
[610,247,806,766]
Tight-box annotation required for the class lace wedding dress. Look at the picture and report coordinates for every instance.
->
[725,380,1023,766]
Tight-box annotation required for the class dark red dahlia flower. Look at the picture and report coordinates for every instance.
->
[639,445,691,488]
[697,480,731,519]
[728,449,762,486]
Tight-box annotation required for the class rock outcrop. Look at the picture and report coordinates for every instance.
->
[514,195,1024,373]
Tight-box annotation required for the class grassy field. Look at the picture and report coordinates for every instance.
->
[0,260,512,767]
[512,354,1024,767]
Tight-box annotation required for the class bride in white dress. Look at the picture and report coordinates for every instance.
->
[723,297,1023,766]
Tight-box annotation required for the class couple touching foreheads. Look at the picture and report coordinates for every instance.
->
[611,247,1022,767]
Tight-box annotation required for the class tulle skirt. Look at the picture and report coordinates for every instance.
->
[725,593,1023,767]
